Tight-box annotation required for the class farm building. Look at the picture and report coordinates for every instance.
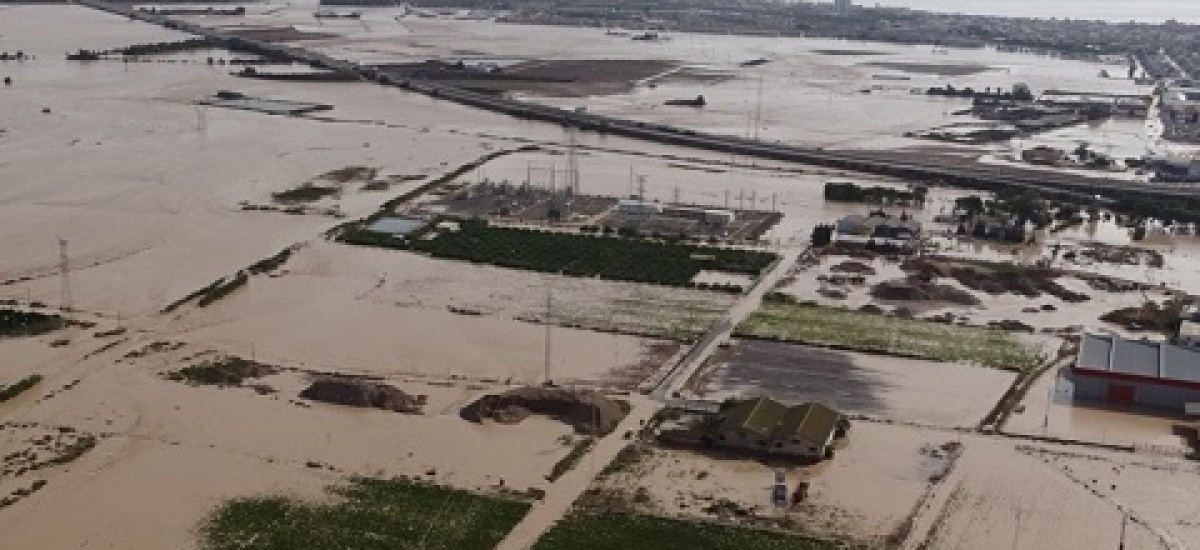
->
[705,397,848,460]
[835,211,921,241]
[1071,333,1200,412]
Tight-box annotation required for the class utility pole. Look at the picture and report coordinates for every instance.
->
[673,186,681,205]
[543,281,553,386]
[566,126,580,194]
[58,237,72,313]
[724,189,730,209]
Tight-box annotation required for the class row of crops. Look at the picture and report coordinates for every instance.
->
[532,511,859,550]
[737,299,1042,371]
[392,220,776,287]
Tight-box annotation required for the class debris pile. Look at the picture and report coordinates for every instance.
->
[870,279,981,306]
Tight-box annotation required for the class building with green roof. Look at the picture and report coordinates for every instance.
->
[708,397,848,460]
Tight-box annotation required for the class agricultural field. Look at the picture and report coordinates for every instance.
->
[531,511,859,550]
[200,477,530,550]
[346,219,777,289]
[736,300,1041,371]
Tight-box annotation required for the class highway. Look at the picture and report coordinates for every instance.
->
[75,0,1200,206]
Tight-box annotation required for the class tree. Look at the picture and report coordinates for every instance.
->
[811,224,834,247]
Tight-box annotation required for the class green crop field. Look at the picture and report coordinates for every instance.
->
[199,478,530,550]
[737,301,1041,371]
[532,512,858,550]
[400,219,776,287]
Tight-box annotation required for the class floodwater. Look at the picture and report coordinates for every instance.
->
[871,0,1200,24]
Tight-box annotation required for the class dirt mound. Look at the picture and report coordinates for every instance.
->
[461,387,627,435]
[300,379,425,414]
[870,280,981,306]
[901,258,1088,303]
[830,261,876,275]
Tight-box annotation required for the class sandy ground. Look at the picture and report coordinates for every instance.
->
[3,4,1200,550]
[0,332,588,548]
[155,241,692,387]
[294,240,735,342]
[593,422,957,546]
[915,438,1168,550]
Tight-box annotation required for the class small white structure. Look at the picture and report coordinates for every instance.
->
[617,199,664,216]
[1179,320,1200,349]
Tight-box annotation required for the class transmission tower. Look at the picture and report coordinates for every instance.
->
[58,237,72,312]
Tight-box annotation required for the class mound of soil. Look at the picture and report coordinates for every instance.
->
[300,379,425,414]
[901,258,1089,303]
[830,261,876,275]
[461,387,626,435]
[870,279,981,306]
[1078,243,1164,268]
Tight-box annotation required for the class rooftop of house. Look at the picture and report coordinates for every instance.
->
[716,397,844,445]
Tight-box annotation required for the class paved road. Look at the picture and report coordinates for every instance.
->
[652,243,806,400]
[493,396,661,550]
[497,244,804,550]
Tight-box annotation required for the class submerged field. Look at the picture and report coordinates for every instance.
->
[201,478,530,550]
[736,300,1041,371]
[531,512,858,550]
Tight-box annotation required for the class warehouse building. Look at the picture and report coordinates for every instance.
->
[1071,333,1200,412]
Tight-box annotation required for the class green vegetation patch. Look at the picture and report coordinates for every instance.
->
[167,357,278,387]
[737,300,1040,371]
[396,219,775,287]
[0,375,43,403]
[0,309,66,337]
[532,511,858,550]
[200,477,530,550]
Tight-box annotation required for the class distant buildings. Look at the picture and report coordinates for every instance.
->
[1072,333,1200,412]
[834,0,854,16]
